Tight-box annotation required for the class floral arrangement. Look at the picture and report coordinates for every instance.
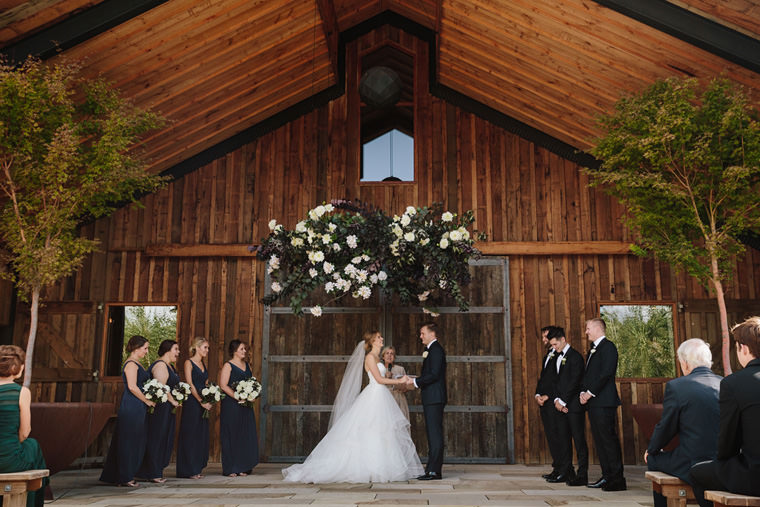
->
[256,200,482,315]
[233,377,263,408]
[199,382,225,418]
[142,378,169,414]
[171,382,192,414]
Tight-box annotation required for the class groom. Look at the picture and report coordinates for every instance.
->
[407,322,447,480]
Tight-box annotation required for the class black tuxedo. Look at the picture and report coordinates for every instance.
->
[417,340,446,475]
[582,337,624,482]
[690,358,760,503]
[553,346,588,477]
[536,348,559,470]
[647,367,721,481]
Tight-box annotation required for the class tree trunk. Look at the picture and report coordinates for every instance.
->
[22,287,39,388]
[710,263,732,375]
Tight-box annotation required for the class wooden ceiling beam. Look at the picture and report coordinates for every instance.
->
[316,0,340,76]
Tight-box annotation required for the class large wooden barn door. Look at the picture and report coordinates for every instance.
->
[260,258,513,464]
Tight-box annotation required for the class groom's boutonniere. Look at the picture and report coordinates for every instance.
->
[561,357,567,366]
[422,351,429,359]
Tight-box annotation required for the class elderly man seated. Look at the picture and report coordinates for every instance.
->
[645,338,721,507]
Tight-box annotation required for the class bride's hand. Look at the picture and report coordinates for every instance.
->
[396,375,409,384]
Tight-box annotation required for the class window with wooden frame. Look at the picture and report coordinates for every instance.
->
[359,45,414,182]
[599,302,677,378]
[101,303,178,377]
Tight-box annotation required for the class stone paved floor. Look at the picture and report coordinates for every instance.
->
[47,463,654,506]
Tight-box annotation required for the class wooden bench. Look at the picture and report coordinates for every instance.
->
[705,491,760,507]
[0,470,49,507]
[645,471,697,507]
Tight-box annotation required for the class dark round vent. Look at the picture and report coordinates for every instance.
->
[359,66,402,108]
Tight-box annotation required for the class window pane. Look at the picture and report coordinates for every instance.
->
[362,129,413,181]
[600,304,676,378]
[105,305,178,376]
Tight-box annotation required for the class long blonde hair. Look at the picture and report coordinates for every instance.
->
[190,337,208,357]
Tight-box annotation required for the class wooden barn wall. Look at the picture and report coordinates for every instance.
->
[12,25,760,466]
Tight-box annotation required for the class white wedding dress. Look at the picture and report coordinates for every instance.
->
[282,361,423,483]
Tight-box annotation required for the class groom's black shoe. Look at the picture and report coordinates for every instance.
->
[417,472,442,481]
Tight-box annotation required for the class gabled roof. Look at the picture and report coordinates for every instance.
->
[2,0,760,176]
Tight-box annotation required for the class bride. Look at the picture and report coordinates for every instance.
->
[282,331,424,483]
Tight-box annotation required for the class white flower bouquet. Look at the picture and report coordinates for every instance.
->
[142,378,169,414]
[200,382,225,418]
[170,381,192,414]
[257,200,483,315]
[233,377,263,408]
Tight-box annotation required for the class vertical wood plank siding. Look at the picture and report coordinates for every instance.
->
[12,25,760,465]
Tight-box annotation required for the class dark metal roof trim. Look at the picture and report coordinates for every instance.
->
[1,0,169,64]
[592,0,760,74]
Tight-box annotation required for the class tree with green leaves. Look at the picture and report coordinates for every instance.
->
[603,305,675,378]
[0,57,167,386]
[587,77,760,375]
[123,306,177,366]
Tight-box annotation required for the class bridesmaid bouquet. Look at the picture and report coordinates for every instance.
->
[232,377,263,408]
[142,378,169,413]
[171,382,192,414]
[200,382,225,418]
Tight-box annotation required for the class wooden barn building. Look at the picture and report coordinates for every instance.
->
[1,0,760,467]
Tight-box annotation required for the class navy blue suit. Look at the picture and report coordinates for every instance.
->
[582,337,624,483]
[416,340,446,475]
[690,358,760,504]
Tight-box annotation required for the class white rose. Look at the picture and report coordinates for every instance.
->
[442,211,454,222]
[462,229,470,240]
[322,234,332,244]
[346,235,358,249]
[325,282,335,293]
[332,243,341,251]
[323,262,334,274]
[378,271,387,281]
[404,231,415,242]
[313,251,325,262]
[311,305,323,317]
[420,238,430,246]
[214,393,220,401]
[271,281,282,293]
[370,273,378,284]
[351,256,362,264]
[145,393,153,400]
[308,210,318,221]
[202,388,209,396]
[439,238,449,249]
[325,204,334,212]
[268,219,278,231]
[450,230,462,241]
[392,225,403,238]
[328,223,337,231]
[309,268,318,278]
[361,254,369,261]
[400,214,411,227]
[291,237,304,247]
[315,205,326,217]
[406,206,417,215]
[296,221,307,233]
[358,286,372,299]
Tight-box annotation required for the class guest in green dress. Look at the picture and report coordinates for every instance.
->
[0,345,48,507]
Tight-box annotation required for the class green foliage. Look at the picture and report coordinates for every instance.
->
[603,305,676,378]
[0,57,168,299]
[587,77,760,288]
[257,200,482,315]
[123,306,178,367]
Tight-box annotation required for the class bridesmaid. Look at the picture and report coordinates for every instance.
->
[100,335,155,487]
[176,337,211,479]
[0,345,48,507]
[137,339,180,482]
[219,339,259,477]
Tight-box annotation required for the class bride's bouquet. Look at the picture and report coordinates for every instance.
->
[233,377,263,408]
[142,378,169,414]
[170,382,192,414]
[200,382,225,418]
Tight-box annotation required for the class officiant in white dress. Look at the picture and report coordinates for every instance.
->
[282,331,423,483]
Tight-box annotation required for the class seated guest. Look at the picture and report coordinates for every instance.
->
[690,317,760,506]
[0,345,48,507]
[645,338,721,507]
[382,346,410,421]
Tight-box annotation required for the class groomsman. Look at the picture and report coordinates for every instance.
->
[580,318,626,491]
[548,327,588,486]
[535,325,560,480]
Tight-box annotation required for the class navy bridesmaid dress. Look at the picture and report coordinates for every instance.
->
[100,360,149,484]
[220,361,259,475]
[175,361,209,478]
[137,360,179,479]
